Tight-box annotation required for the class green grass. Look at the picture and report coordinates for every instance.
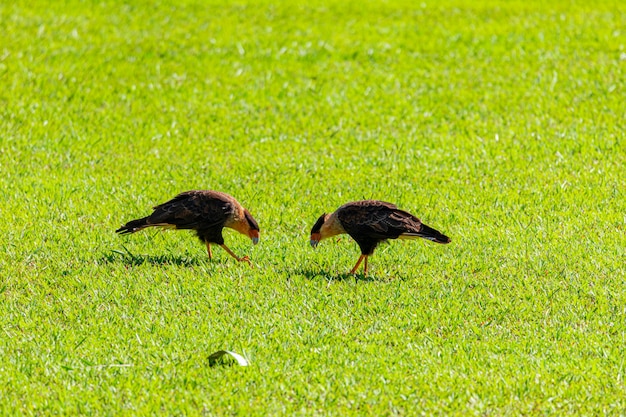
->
[1,0,626,414]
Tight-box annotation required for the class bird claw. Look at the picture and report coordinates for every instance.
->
[238,256,253,267]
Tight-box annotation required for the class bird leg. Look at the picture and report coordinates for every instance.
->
[349,255,366,275]
[220,244,252,267]
[206,242,213,260]
[364,255,368,275]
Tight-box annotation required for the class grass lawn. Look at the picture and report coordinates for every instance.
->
[1,0,625,414]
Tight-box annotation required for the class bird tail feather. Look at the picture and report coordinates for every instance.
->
[400,223,451,244]
[116,217,150,235]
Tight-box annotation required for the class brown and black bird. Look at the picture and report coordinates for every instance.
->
[310,200,450,274]
[116,190,259,265]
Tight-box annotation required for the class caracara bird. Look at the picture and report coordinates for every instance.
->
[116,190,259,265]
[309,200,450,275]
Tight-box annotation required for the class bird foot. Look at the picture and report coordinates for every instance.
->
[238,255,253,267]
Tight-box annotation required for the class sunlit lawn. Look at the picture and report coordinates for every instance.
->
[1,0,625,414]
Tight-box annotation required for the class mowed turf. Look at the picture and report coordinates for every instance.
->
[1,0,625,414]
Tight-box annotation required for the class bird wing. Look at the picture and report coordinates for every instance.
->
[337,201,422,240]
[147,190,234,230]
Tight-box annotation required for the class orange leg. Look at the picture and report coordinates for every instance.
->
[206,242,213,260]
[364,256,369,275]
[220,244,252,267]
[349,254,367,275]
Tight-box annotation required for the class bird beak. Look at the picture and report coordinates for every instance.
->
[250,230,259,245]
[252,237,259,245]
[310,233,321,249]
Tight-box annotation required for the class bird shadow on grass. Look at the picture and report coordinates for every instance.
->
[101,248,204,267]
[291,267,384,283]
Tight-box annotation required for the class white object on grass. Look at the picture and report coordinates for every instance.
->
[208,350,249,366]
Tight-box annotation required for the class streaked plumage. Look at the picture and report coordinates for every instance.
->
[116,190,259,264]
[310,200,450,274]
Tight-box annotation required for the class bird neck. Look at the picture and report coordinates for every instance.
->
[321,212,346,239]
[224,204,249,236]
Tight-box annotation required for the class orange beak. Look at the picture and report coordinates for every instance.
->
[310,232,321,248]
[249,229,260,245]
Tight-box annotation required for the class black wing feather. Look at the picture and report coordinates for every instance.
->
[147,190,233,230]
[337,201,419,240]
[336,200,443,254]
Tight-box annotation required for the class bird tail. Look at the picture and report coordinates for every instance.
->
[418,224,451,244]
[400,223,451,244]
[116,217,151,235]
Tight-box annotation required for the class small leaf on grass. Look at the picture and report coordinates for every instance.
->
[208,350,249,367]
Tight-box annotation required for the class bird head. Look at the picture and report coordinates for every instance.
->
[249,229,260,245]
[244,209,260,245]
[310,211,347,248]
[309,213,327,248]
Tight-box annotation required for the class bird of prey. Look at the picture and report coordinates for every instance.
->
[309,200,450,275]
[116,190,259,265]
